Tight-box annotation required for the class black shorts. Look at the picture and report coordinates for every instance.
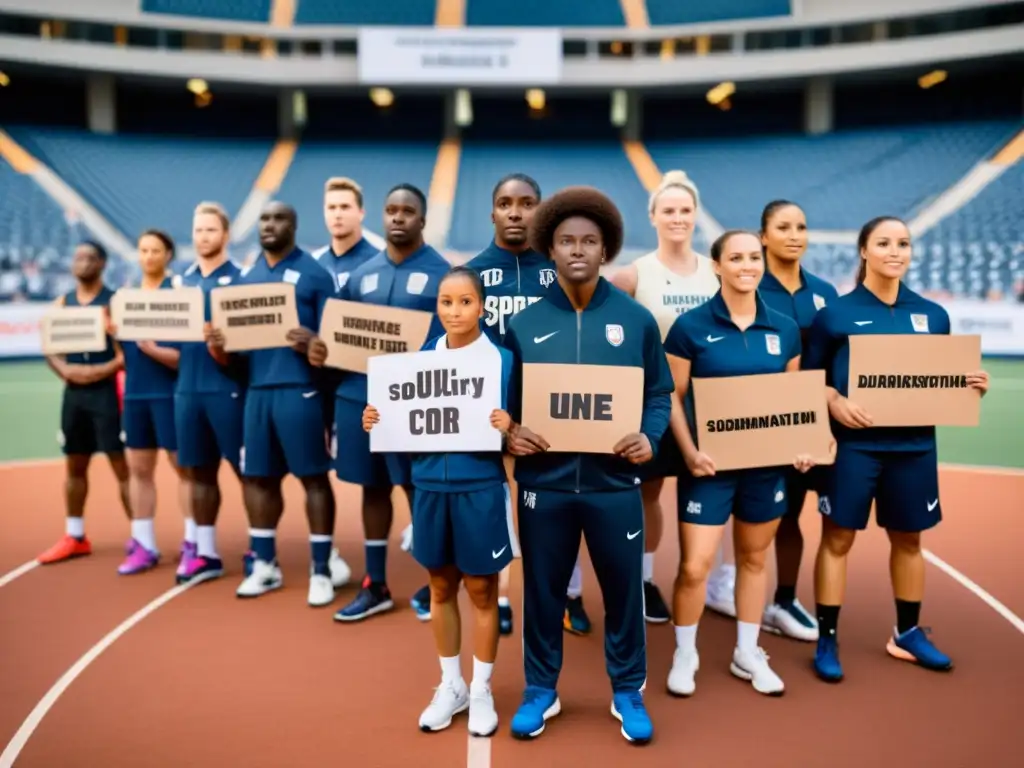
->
[60,385,124,456]
[636,429,684,482]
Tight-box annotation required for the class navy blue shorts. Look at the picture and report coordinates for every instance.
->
[242,386,331,479]
[175,392,245,470]
[123,397,176,451]
[636,429,684,482]
[60,385,123,456]
[782,464,832,518]
[412,483,516,576]
[677,468,788,526]
[818,444,941,533]
[332,397,411,488]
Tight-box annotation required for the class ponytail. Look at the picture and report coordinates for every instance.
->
[856,259,867,284]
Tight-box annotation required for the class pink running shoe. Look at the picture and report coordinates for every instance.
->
[175,555,225,585]
[177,540,197,569]
[118,539,160,575]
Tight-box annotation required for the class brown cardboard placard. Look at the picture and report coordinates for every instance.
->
[110,287,205,342]
[209,282,298,352]
[847,334,982,427]
[692,369,834,471]
[520,363,643,454]
[40,306,107,355]
[318,299,435,373]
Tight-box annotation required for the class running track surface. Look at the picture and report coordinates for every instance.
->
[0,461,1021,768]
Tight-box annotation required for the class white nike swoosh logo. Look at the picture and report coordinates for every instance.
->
[534,332,557,344]
[706,335,724,343]
[854,321,873,326]
[302,391,317,399]
[928,499,939,511]
[626,530,641,540]
[492,546,508,559]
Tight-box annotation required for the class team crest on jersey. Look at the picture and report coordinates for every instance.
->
[337,272,350,290]
[406,272,429,295]
[765,333,781,355]
[171,274,183,288]
[217,275,233,285]
[910,314,929,333]
[480,268,503,288]
[813,293,826,310]
[539,268,556,288]
[360,273,379,295]
[605,324,624,347]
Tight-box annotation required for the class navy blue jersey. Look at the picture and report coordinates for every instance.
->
[175,259,245,396]
[335,244,448,402]
[465,241,556,344]
[664,292,801,445]
[505,277,673,493]
[312,237,380,294]
[62,285,116,367]
[803,281,951,451]
[759,266,839,348]
[411,332,514,492]
[121,277,179,399]
[239,247,337,389]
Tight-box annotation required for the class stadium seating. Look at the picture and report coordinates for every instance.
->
[465,0,624,27]
[645,0,791,26]
[294,0,437,26]
[141,0,272,23]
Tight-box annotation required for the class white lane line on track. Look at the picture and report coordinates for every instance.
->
[923,549,1024,636]
[467,734,492,768]
[0,560,39,589]
[0,582,195,768]
[0,458,62,470]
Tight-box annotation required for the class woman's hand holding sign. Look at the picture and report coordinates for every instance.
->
[204,322,228,365]
[828,390,873,429]
[307,336,328,367]
[966,369,990,396]
[362,404,380,433]
[490,409,512,435]
[684,446,716,478]
[613,433,653,465]
[507,423,549,456]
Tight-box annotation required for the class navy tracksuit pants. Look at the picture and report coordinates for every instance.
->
[518,485,647,693]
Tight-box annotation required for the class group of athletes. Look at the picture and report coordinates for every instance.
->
[37,169,990,746]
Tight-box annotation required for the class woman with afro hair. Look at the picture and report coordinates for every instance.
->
[502,186,674,745]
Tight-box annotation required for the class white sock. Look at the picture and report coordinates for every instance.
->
[196,525,219,558]
[674,623,698,653]
[498,596,510,608]
[567,561,583,598]
[66,517,85,539]
[184,518,198,544]
[471,657,494,692]
[131,518,157,552]
[642,552,655,583]
[439,655,462,684]
[737,621,760,655]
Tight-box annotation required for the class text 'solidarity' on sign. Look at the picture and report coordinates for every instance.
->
[209,282,299,352]
[319,299,435,374]
[110,287,205,343]
[40,305,107,356]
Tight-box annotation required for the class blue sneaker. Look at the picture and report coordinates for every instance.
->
[886,626,953,671]
[814,634,844,682]
[510,686,560,739]
[611,691,653,744]
[333,575,395,622]
[410,585,431,621]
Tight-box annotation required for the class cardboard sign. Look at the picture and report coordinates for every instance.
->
[110,287,205,342]
[40,306,107,355]
[847,334,982,427]
[520,363,643,454]
[319,299,435,373]
[692,370,835,471]
[209,283,298,352]
[367,344,503,453]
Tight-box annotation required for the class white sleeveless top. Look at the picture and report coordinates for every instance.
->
[632,250,720,340]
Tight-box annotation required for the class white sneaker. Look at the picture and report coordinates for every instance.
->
[730,646,785,696]
[468,684,499,737]
[763,599,819,642]
[705,563,737,617]
[308,572,335,607]
[419,678,470,732]
[236,559,283,598]
[666,646,700,697]
[329,548,351,588]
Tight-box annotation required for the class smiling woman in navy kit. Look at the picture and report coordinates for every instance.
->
[663,230,816,699]
[503,186,673,745]
[804,216,990,682]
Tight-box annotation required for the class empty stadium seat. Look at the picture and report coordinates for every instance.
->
[465,0,624,27]
[294,0,437,25]
[645,0,791,26]
[142,0,272,23]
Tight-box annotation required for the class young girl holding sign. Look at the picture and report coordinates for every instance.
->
[662,229,816,698]
[362,266,516,738]
[803,216,989,682]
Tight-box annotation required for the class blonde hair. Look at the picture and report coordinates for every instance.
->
[324,176,364,209]
[194,201,230,232]
[648,170,700,214]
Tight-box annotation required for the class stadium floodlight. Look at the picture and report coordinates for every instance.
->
[706,81,736,106]
[370,88,394,108]
[186,78,209,95]
[918,70,948,89]
[526,89,545,111]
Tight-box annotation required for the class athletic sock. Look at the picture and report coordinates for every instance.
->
[184,518,198,545]
[498,596,510,608]
[674,624,698,653]
[567,562,583,599]
[642,552,655,583]
[816,603,841,638]
[774,585,796,606]
[439,655,462,684]
[471,657,494,693]
[130,519,157,552]
[66,517,85,539]
[249,528,277,564]
[310,534,332,577]
[196,525,219,559]
[736,621,760,655]
[895,599,921,635]
[365,539,388,584]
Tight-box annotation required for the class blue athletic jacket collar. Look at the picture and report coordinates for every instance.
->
[487,240,548,263]
[383,242,434,267]
[851,280,913,307]
[544,275,612,312]
[760,266,808,293]
[258,246,303,270]
[708,290,777,331]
